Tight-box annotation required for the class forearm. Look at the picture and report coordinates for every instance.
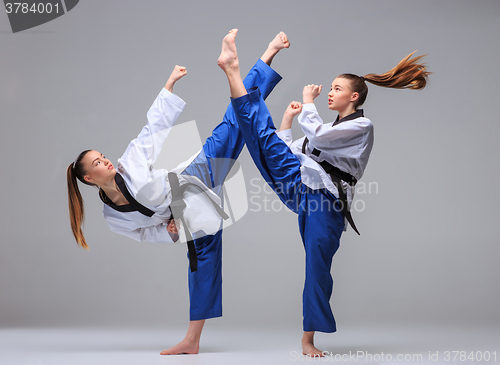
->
[164,78,176,92]
[164,65,187,92]
[279,113,293,131]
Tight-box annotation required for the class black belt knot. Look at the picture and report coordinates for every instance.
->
[302,137,360,235]
[168,172,229,272]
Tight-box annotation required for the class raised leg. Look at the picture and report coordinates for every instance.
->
[230,89,303,212]
[218,29,246,98]
[219,30,303,211]
[183,31,285,196]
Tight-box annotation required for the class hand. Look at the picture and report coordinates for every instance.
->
[167,218,181,234]
[303,84,322,104]
[170,65,187,82]
[280,101,302,131]
[165,65,187,92]
[284,101,303,118]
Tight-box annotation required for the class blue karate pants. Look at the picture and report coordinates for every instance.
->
[231,87,345,333]
[181,60,282,321]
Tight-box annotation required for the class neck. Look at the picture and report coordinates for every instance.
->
[98,174,130,206]
[99,177,120,197]
[338,106,356,120]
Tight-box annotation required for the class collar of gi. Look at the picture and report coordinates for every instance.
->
[99,173,155,217]
[333,109,364,126]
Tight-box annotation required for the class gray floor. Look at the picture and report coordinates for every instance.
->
[1,325,499,365]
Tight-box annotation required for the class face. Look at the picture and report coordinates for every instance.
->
[167,219,181,234]
[327,77,359,112]
[81,150,116,186]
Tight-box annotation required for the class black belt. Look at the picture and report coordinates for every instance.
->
[318,161,360,235]
[168,172,229,272]
[302,138,360,235]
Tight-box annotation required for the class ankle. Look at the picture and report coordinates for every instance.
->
[302,332,315,344]
[225,62,240,74]
[185,333,200,342]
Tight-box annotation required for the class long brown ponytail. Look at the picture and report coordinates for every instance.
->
[66,150,94,250]
[340,51,431,109]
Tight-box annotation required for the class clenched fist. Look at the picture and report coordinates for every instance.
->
[303,84,322,104]
[284,101,303,118]
[165,65,187,92]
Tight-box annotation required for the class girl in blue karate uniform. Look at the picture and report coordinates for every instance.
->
[218,29,429,357]
[66,32,289,355]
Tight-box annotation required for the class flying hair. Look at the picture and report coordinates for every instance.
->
[339,51,431,109]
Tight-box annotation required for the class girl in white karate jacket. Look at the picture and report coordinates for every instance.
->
[217,29,429,357]
[66,32,290,355]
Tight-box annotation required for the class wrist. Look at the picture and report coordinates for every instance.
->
[280,117,293,130]
[303,97,314,104]
[165,78,175,92]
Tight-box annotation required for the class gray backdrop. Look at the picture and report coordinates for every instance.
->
[1,0,499,334]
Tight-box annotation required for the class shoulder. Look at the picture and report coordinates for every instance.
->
[353,116,373,130]
[335,116,373,131]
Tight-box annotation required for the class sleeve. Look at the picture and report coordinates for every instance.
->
[298,103,369,158]
[275,129,293,148]
[117,88,186,186]
[108,222,177,244]
[103,205,178,244]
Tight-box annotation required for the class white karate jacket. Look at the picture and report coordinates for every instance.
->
[102,89,223,243]
[276,103,374,207]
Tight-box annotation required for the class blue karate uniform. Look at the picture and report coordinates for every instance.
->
[181,61,282,320]
[231,87,349,332]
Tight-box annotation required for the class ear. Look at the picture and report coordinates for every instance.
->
[351,92,359,102]
[84,175,92,183]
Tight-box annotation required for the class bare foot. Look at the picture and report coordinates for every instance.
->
[160,338,199,355]
[269,31,290,52]
[302,332,325,357]
[217,29,239,73]
[302,340,325,357]
[261,31,290,65]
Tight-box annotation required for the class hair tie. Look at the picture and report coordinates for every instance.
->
[72,159,78,169]
[359,75,365,81]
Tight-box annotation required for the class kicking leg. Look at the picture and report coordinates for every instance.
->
[218,29,247,99]
[219,29,303,211]
[220,29,339,357]
[184,30,286,194]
